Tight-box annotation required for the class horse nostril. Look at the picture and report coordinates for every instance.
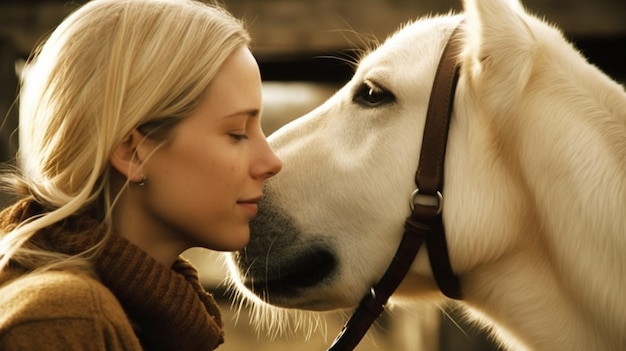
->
[280,249,335,288]
[244,246,336,297]
[238,199,336,298]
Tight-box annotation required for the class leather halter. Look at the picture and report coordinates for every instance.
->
[327,22,464,351]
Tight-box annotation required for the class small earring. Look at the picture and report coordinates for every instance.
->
[136,175,146,187]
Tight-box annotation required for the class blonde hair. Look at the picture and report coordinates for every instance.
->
[0,0,250,271]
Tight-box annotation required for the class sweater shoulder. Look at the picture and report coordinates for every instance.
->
[0,269,143,350]
[0,268,130,329]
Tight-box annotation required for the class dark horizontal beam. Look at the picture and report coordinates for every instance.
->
[258,34,626,83]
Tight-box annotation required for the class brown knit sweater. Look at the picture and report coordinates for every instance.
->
[0,199,225,350]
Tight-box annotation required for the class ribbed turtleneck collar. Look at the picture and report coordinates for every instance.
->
[0,198,225,350]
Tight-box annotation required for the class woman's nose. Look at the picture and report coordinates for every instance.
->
[256,139,282,179]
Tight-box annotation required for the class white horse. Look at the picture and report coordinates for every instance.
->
[227,0,626,349]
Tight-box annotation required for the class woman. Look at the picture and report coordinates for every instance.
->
[0,0,282,349]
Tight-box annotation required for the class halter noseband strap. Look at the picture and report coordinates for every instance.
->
[327,21,464,351]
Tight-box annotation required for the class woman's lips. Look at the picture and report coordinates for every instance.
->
[237,196,262,217]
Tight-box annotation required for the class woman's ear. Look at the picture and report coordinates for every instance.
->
[110,129,146,183]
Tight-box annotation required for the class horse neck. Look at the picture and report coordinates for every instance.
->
[515,62,626,235]
[453,50,626,241]
[445,65,626,350]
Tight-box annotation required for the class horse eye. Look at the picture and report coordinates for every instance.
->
[353,82,395,107]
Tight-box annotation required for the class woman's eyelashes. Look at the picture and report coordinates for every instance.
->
[229,132,249,141]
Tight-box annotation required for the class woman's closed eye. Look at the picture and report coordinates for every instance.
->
[229,133,249,141]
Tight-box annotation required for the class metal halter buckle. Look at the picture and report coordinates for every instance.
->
[409,188,443,215]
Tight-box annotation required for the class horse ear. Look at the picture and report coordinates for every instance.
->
[460,0,537,112]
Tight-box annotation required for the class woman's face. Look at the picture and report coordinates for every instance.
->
[136,46,282,253]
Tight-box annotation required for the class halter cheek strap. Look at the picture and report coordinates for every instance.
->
[327,21,464,351]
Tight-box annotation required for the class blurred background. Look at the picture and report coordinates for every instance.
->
[1,0,624,350]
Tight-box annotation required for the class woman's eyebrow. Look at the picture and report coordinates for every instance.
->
[222,108,260,119]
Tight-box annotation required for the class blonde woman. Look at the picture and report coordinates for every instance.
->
[0,0,282,349]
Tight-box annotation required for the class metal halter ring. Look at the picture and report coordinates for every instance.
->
[409,188,443,215]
